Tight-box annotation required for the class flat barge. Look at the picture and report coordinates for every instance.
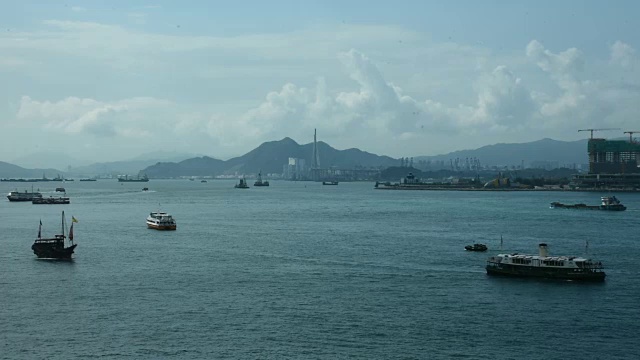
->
[550,196,626,211]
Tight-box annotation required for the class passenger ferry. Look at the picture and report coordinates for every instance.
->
[486,243,605,282]
[7,189,42,202]
[146,211,177,230]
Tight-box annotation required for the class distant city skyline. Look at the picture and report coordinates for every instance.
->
[2,1,639,164]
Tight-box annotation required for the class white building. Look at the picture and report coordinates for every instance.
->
[283,158,307,180]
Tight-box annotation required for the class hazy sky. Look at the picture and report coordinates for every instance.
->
[2,0,639,164]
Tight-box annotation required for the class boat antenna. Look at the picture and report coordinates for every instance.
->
[61,210,65,238]
[500,234,503,251]
[585,239,589,256]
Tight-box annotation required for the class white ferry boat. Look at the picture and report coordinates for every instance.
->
[486,243,605,282]
[7,189,42,202]
[146,211,177,230]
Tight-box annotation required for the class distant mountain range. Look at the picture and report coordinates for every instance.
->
[0,138,592,179]
[414,138,589,167]
[6,151,199,177]
[143,137,398,177]
[0,161,67,179]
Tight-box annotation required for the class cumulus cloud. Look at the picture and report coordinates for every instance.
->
[17,96,171,137]
[202,49,540,151]
[203,40,640,153]
[525,40,607,129]
[610,41,636,67]
[5,17,640,159]
[471,66,535,128]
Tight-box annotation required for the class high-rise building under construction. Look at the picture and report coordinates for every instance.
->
[572,134,640,190]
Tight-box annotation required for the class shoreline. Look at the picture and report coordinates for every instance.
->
[374,186,639,192]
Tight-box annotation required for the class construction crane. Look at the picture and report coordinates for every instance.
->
[624,131,640,143]
[577,128,621,139]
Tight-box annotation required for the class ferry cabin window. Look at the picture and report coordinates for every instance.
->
[542,260,564,266]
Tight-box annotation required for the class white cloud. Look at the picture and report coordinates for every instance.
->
[17,96,172,137]
[3,18,640,160]
[70,6,86,12]
[610,41,636,67]
[200,49,539,152]
[524,40,633,131]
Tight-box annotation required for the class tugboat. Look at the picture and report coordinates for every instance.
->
[31,211,78,259]
[550,196,626,211]
[146,211,177,230]
[254,171,269,187]
[486,243,605,282]
[235,177,249,189]
[599,196,626,211]
[465,243,488,252]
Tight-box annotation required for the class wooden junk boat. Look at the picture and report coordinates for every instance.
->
[32,211,78,259]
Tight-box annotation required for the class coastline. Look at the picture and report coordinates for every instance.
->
[374,186,639,192]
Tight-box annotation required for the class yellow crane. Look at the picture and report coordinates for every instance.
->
[624,131,640,143]
[577,128,620,139]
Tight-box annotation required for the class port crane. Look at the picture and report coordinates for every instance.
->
[577,128,621,139]
[624,131,640,143]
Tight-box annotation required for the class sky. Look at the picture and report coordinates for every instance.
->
[1,0,640,165]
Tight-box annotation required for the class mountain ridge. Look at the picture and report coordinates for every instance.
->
[0,137,592,178]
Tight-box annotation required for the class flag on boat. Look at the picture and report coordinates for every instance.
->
[72,216,78,223]
[69,224,74,241]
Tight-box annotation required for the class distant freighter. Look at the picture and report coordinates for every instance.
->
[118,174,149,182]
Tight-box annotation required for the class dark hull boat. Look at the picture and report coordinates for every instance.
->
[486,243,605,282]
[32,196,70,204]
[235,177,249,189]
[465,243,488,252]
[32,241,77,259]
[32,211,78,260]
[322,181,338,185]
[254,171,269,187]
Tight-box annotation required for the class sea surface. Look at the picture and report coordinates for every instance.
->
[1,180,639,359]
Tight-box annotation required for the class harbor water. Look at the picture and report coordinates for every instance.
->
[1,180,639,359]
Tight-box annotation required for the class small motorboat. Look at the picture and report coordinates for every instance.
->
[142,187,149,191]
[465,243,488,252]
